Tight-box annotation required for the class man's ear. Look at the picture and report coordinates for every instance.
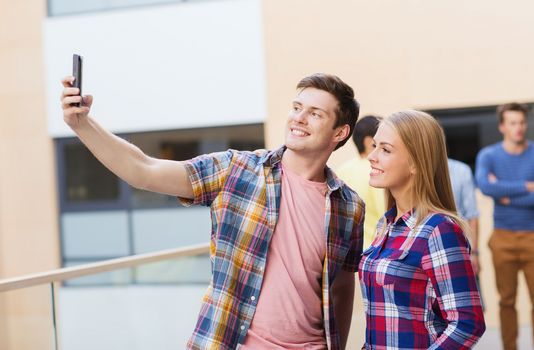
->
[363,136,374,153]
[334,124,350,143]
[498,123,505,135]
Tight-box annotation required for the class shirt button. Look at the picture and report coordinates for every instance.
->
[251,296,256,301]
[240,325,245,331]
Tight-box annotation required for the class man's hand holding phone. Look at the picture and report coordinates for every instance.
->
[61,54,92,129]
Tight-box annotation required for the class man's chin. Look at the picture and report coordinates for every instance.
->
[285,143,305,152]
[513,138,527,145]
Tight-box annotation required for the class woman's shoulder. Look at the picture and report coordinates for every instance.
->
[418,212,468,252]
[415,212,463,238]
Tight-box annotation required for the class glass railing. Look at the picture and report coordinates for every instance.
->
[0,243,210,350]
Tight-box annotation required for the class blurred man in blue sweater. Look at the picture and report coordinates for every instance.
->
[475,102,534,350]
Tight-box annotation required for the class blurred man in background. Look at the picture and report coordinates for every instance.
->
[475,102,534,350]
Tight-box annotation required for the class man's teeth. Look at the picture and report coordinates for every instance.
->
[292,129,308,136]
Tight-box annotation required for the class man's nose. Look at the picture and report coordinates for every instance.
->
[292,109,307,123]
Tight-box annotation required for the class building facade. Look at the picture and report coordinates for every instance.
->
[2,0,534,348]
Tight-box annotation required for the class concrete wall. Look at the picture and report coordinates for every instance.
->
[262,0,534,166]
[0,0,60,348]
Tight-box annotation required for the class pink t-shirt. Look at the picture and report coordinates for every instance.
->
[241,164,328,349]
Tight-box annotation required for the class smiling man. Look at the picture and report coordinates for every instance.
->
[60,73,364,350]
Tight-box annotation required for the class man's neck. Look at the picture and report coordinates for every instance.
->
[281,149,328,182]
[502,139,528,155]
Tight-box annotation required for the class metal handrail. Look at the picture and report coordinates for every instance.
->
[0,242,210,292]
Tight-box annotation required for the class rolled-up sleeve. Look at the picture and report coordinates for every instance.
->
[421,220,486,349]
[178,150,234,207]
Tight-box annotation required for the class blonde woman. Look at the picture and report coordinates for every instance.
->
[358,110,485,349]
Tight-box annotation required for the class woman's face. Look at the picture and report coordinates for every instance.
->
[367,123,415,196]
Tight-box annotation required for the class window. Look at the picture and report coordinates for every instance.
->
[427,104,533,171]
[48,0,208,17]
[64,143,120,201]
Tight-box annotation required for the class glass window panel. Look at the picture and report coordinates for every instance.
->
[64,143,119,202]
[48,0,187,16]
[62,211,130,259]
[131,207,210,254]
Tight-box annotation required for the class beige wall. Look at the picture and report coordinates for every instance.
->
[262,0,534,166]
[262,0,534,346]
[0,0,60,349]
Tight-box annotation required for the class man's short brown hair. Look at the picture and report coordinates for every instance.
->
[297,73,360,150]
[497,103,529,124]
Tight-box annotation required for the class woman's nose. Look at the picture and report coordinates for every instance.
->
[367,148,377,162]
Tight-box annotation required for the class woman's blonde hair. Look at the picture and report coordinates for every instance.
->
[382,110,467,233]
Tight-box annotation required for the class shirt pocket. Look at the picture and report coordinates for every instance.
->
[374,249,409,286]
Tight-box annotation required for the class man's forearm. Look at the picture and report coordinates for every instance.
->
[468,218,478,251]
[509,192,534,208]
[73,115,152,189]
[332,271,355,349]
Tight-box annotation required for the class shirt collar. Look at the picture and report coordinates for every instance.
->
[385,206,417,229]
[261,145,347,200]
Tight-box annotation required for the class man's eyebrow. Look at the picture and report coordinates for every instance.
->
[310,106,328,114]
[292,101,328,114]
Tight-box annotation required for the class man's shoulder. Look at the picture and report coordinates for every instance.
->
[448,158,470,171]
[338,181,365,210]
[477,142,503,160]
[480,142,502,153]
[228,148,272,166]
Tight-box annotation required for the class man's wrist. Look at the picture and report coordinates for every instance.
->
[471,249,479,256]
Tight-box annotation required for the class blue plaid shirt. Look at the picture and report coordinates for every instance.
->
[359,208,485,349]
[179,146,364,349]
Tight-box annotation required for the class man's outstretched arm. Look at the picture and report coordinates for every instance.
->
[61,76,193,199]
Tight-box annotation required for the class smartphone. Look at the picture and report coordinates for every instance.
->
[72,54,83,107]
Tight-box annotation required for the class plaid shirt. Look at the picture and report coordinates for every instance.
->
[358,208,485,349]
[180,146,364,350]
